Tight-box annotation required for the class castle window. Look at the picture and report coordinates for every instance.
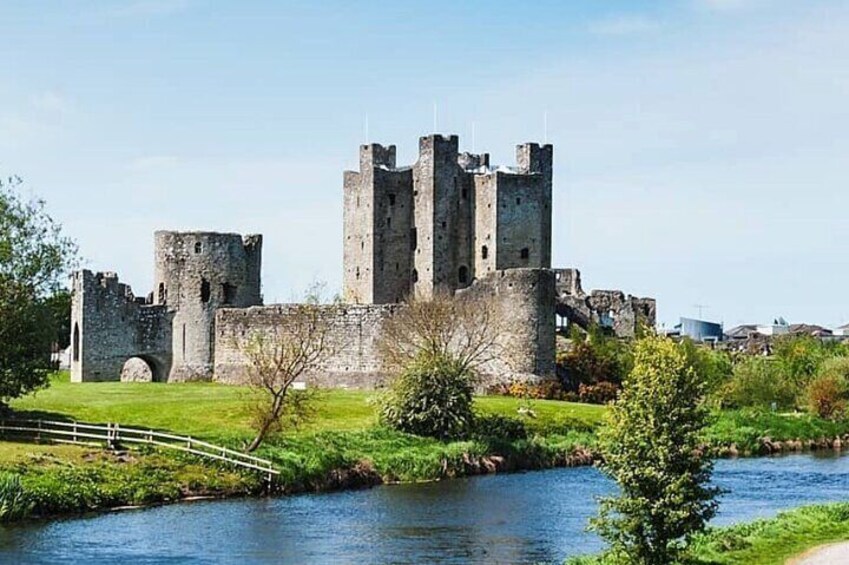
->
[410,228,417,251]
[386,217,392,229]
[516,197,521,205]
[194,241,203,254]
[441,221,446,229]
[356,267,361,280]
[520,247,530,260]
[411,269,418,283]
[158,282,166,304]
[481,245,488,260]
[201,279,211,303]
[461,187,468,200]
[221,283,237,305]
[458,266,469,285]
[388,194,396,206]
[72,323,80,362]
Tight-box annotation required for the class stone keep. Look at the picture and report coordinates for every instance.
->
[70,231,262,382]
[343,134,553,304]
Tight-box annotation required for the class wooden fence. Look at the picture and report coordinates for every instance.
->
[0,418,279,482]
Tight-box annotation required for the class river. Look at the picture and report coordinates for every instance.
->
[1,452,848,564]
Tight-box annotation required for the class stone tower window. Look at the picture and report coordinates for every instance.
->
[520,247,530,260]
[72,323,80,362]
[516,197,521,205]
[458,266,469,285]
[194,241,203,254]
[461,187,468,200]
[386,217,392,229]
[410,228,417,251]
[441,221,446,229]
[200,279,211,303]
[388,194,396,206]
[158,282,167,304]
[221,283,237,305]
[411,269,418,283]
[481,245,488,260]
[356,267,360,280]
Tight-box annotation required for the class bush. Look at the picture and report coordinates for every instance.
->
[488,379,564,400]
[378,353,475,440]
[716,356,797,410]
[806,375,847,421]
[558,328,633,391]
[578,382,619,405]
[773,334,829,389]
[0,472,33,522]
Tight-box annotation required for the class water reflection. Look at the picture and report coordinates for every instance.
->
[1,453,847,564]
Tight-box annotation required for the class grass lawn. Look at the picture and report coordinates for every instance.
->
[9,373,605,445]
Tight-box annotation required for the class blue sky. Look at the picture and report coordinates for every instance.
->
[2,0,847,328]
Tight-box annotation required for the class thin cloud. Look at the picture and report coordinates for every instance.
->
[588,15,662,36]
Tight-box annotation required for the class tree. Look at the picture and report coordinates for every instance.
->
[0,175,76,406]
[591,335,719,565]
[377,288,508,439]
[378,288,508,375]
[239,290,338,452]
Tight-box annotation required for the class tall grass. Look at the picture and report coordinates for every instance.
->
[0,472,33,522]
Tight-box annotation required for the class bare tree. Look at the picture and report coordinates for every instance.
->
[378,287,509,375]
[240,300,336,452]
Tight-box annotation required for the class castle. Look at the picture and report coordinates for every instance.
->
[70,135,655,386]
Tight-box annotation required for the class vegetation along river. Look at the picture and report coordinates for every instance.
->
[1,452,848,564]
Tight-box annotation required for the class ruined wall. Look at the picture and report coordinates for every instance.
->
[554,267,656,338]
[154,231,262,381]
[70,270,171,382]
[214,304,397,389]
[215,269,556,389]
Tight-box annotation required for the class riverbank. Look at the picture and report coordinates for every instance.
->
[3,374,849,522]
[569,502,849,565]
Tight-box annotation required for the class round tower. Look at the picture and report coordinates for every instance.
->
[154,231,262,381]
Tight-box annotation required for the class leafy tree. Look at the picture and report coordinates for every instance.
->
[805,357,849,420]
[717,357,797,410]
[773,335,828,390]
[0,175,76,406]
[558,325,633,391]
[592,335,719,565]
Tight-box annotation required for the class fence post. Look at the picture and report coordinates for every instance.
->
[73,421,77,443]
[36,419,42,442]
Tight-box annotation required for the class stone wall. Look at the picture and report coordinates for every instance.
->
[215,268,556,389]
[214,303,397,389]
[70,270,171,382]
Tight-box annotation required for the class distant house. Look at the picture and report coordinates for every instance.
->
[834,324,849,337]
[725,324,758,341]
[789,323,833,338]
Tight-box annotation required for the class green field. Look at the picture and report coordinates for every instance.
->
[9,373,605,444]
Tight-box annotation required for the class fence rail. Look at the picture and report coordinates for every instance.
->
[0,418,279,481]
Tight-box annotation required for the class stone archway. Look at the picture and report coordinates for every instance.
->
[120,355,168,383]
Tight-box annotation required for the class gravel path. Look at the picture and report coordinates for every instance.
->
[790,542,849,564]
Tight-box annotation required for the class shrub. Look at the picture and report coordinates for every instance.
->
[578,382,619,405]
[773,334,829,389]
[558,328,633,391]
[716,356,797,410]
[0,472,33,522]
[378,352,475,440]
[488,379,564,400]
[592,335,718,565]
[806,375,847,421]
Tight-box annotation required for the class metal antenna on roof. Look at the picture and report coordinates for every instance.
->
[693,304,709,319]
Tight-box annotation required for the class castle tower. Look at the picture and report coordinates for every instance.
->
[154,231,262,381]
